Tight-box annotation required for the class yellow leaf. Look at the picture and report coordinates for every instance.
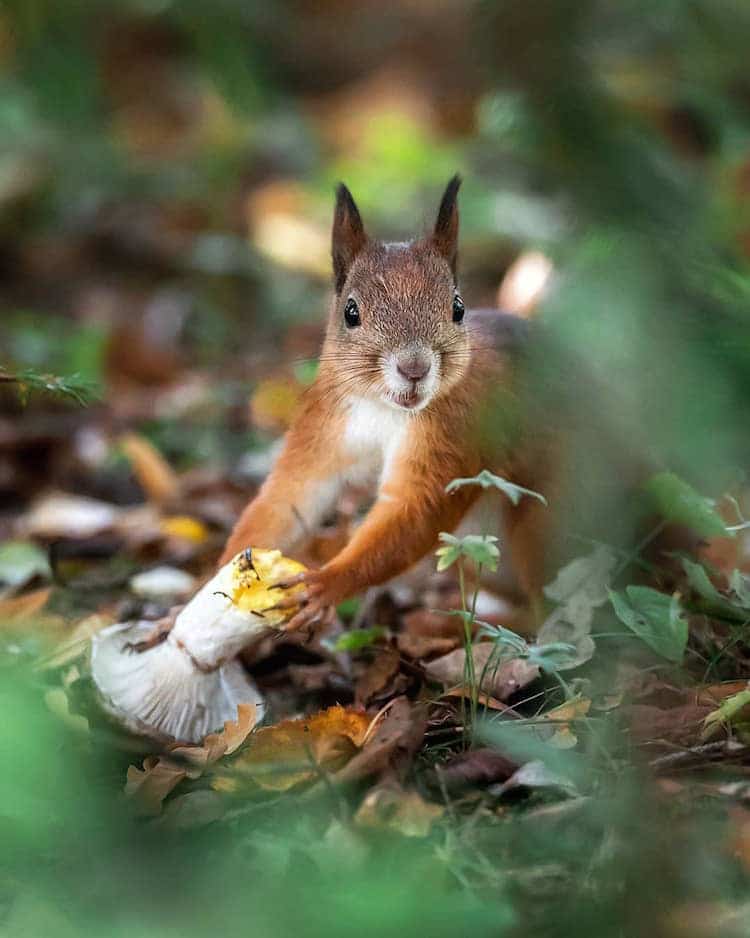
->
[250,376,302,432]
[355,786,444,837]
[214,705,371,792]
[543,697,591,748]
[161,515,209,544]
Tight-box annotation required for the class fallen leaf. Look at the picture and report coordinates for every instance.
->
[441,687,513,711]
[0,587,52,623]
[541,697,591,748]
[126,757,187,817]
[490,759,578,798]
[250,375,303,431]
[627,703,711,747]
[214,705,370,792]
[355,647,400,705]
[436,748,518,792]
[397,608,462,659]
[355,785,444,837]
[398,632,457,659]
[538,545,617,669]
[129,565,196,601]
[125,705,257,814]
[170,703,258,772]
[161,515,209,544]
[695,682,750,708]
[332,697,424,785]
[543,545,617,626]
[21,493,121,539]
[120,432,180,504]
[425,643,539,700]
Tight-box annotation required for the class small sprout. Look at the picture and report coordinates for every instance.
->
[435,533,500,572]
[446,469,547,506]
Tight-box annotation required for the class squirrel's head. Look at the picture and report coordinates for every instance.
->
[325,176,471,413]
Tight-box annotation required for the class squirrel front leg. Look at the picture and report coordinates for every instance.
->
[219,394,348,565]
[278,443,480,629]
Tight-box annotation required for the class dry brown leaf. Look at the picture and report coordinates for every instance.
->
[426,644,539,701]
[125,705,257,814]
[441,687,513,711]
[120,432,180,504]
[217,705,371,792]
[332,697,423,785]
[125,757,187,817]
[0,587,52,623]
[402,608,463,643]
[170,703,258,772]
[694,682,750,707]
[355,785,443,837]
[627,703,712,747]
[436,748,518,792]
[397,632,457,659]
[355,647,400,706]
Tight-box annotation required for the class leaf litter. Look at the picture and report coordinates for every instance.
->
[5,379,750,932]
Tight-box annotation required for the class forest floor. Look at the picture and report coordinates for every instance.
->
[2,358,750,938]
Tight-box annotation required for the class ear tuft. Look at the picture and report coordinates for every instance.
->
[432,174,461,278]
[332,183,367,293]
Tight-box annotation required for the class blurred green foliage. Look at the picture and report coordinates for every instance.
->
[2,0,750,934]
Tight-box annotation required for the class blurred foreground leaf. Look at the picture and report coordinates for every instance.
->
[645,472,729,537]
[609,586,687,663]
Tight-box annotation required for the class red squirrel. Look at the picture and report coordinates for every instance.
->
[220,176,555,630]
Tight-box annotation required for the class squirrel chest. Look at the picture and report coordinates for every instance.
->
[343,396,412,489]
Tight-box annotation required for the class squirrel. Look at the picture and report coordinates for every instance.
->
[219,176,558,631]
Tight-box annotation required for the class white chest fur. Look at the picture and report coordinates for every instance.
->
[343,396,411,487]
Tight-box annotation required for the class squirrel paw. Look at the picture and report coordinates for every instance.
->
[266,570,338,635]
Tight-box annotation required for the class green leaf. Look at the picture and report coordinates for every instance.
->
[336,597,361,620]
[609,586,688,663]
[329,626,386,653]
[526,642,580,673]
[445,470,547,507]
[682,559,745,619]
[476,622,529,656]
[703,687,750,734]
[644,472,729,537]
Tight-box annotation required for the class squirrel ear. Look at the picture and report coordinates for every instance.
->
[332,183,367,294]
[431,174,461,277]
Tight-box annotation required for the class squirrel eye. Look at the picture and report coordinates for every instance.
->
[344,297,361,328]
[452,294,465,323]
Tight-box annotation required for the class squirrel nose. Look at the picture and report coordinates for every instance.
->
[397,356,431,383]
